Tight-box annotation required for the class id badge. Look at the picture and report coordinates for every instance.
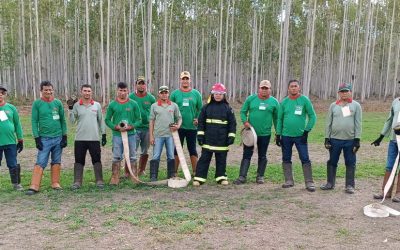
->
[259,103,266,110]
[294,105,303,115]
[183,98,189,107]
[0,110,8,121]
[52,110,60,120]
[341,106,351,117]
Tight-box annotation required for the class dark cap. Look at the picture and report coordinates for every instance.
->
[0,86,7,92]
[338,83,352,92]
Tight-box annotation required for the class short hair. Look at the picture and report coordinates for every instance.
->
[80,84,92,90]
[288,79,300,86]
[117,82,128,89]
[40,80,53,90]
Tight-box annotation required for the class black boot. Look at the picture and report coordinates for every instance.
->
[167,159,175,178]
[256,157,267,184]
[150,160,160,182]
[9,167,23,190]
[302,163,315,192]
[345,165,355,194]
[16,164,21,184]
[233,159,251,185]
[320,161,336,190]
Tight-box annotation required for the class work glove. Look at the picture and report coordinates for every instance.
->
[35,137,43,151]
[227,136,235,145]
[17,140,24,153]
[275,135,281,147]
[60,135,67,148]
[394,126,400,135]
[353,138,360,153]
[301,130,309,144]
[101,134,107,146]
[371,134,384,146]
[67,96,78,110]
[197,135,205,146]
[324,138,331,150]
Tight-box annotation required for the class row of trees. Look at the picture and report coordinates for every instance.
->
[0,0,399,104]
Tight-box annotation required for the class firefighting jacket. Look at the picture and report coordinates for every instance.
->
[197,100,237,151]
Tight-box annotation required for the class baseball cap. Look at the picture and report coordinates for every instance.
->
[0,86,7,92]
[338,83,352,92]
[259,80,271,88]
[158,85,169,93]
[180,71,191,79]
[136,76,145,84]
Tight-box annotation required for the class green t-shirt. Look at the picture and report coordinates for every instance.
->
[149,101,181,137]
[129,92,156,130]
[0,103,23,146]
[170,88,202,130]
[240,94,279,136]
[31,98,67,138]
[277,95,317,137]
[105,99,141,137]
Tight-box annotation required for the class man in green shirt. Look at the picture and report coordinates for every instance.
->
[26,81,68,195]
[105,82,141,185]
[322,83,362,194]
[0,85,24,191]
[128,76,156,176]
[170,71,203,176]
[276,80,317,192]
[234,80,279,185]
[68,84,107,189]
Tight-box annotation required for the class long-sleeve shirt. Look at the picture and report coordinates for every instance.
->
[0,102,23,146]
[69,99,106,141]
[276,95,317,137]
[240,94,279,136]
[31,98,67,138]
[381,98,400,140]
[325,100,362,140]
[129,92,156,130]
[170,88,202,130]
[105,99,141,137]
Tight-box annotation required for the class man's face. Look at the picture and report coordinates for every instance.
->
[159,91,169,101]
[117,88,128,99]
[338,90,351,100]
[136,81,146,92]
[259,86,271,98]
[0,89,7,103]
[213,93,224,102]
[288,82,300,96]
[81,87,92,100]
[41,85,54,99]
[180,77,191,89]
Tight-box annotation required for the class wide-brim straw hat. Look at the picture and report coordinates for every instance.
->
[241,126,257,147]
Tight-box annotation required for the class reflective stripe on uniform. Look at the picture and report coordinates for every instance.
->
[206,119,228,125]
[228,133,236,137]
[201,144,229,151]
[197,131,205,135]
[215,176,228,182]
[194,176,206,183]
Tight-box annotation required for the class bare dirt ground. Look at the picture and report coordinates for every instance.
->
[0,100,399,250]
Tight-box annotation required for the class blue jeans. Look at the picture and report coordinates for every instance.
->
[112,134,137,163]
[0,144,17,169]
[329,139,356,168]
[36,136,63,169]
[152,137,174,161]
[281,136,310,164]
[135,129,150,156]
[386,140,399,171]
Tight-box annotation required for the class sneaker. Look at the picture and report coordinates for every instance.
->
[193,180,201,187]
[13,184,24,191]
[233,176,246,185]
[25,189,38,195]
[220,180,229,185]
[345,185,355,194]
[256,176,265,184]
[320,183,334,190]
[70,183,81,190]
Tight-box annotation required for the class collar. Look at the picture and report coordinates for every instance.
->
[288,94,301,100]
[0,101,6,107]
[79,99,94,105]
[157,99,171,106]
[336,98,353,105]
[257,93,270,100]
[116,98,129,104]
[135,91,147,98]
[41,97,54,102]
[180,87,192,92]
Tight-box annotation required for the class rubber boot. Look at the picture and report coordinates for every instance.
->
[190,155,198,176]
[71,163,84,190]
[256,158,267,184]
[174,155,180,175]
[16,163,22,184]
[345,166,355,194]
[150,160,160,182]
[25,165,43,195]
[93,162,104,188]
[373,171,392,199]
[130,161,140,183]
[392,175,400,202]
[9,167,23,191]
[51,164,62,190]
[302,163,315,192]
[233,159,251,185]
[320,161,336,190]
[138,154,149,176]
[110,162,121,185]
[167,159,175,178]
[282,162,294,188]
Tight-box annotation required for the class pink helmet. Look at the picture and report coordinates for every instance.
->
[211,83,226,94]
